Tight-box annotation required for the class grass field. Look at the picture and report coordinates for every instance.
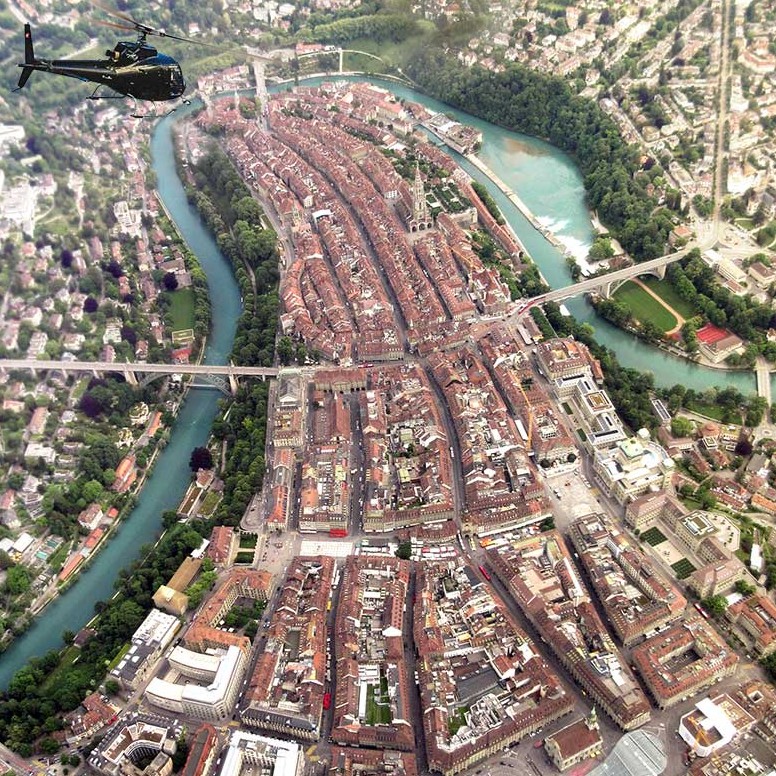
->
[165,287,195,332]
[684,400,741,424]
[343,25,436,69]
[239,533,258,549]
[47,541,71,573]
[671,558,697,580]
[640,277,697,319]
[641,527,667,546]
[366,683,392,725]
[613,281,678,331]
[199,490,221,517]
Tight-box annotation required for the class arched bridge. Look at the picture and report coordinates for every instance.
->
[512,241,705,323]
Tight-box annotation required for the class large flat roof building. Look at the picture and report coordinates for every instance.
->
[110,609,181,691]
[145,644,247,722]
[219,731,304,776]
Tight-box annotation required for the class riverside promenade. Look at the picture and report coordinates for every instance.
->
[465,152,573,257]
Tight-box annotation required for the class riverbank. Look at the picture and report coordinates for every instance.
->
[0,103,243,689]
[464,152,580,260]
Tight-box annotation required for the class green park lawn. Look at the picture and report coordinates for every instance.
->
[640,277,697,319]
[343,25,436,69]
[366,682,392,725]
[39,645,81,692]
[239,533,259,549]
[165,287,195,332]
[612,281,678,332]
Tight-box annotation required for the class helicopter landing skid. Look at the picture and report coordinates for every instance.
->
[87,85,125,101]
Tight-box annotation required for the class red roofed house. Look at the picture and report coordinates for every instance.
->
[112,454,137,493]
[696,323,745,364]
[544,710,603,771]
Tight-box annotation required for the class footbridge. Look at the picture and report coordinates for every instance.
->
[0,359,287,395]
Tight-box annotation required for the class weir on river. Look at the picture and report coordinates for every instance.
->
[0,76,757,689]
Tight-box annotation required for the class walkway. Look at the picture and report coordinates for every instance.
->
[630,278,686,337]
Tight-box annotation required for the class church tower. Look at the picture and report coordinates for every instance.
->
[410,162,432,231]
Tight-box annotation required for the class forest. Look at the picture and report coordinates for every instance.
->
[403,51,677,262]
[186,145,280,525]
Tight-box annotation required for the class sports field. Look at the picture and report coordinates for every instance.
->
[640,277,697,318]
[613,282,677,332]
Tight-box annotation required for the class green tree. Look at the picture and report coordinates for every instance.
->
[702,595,727,617]
[395,541,412,560]
[5,565,31,595]
[734,579,755,596]
[189,446,213,472]
[671,417,694,437]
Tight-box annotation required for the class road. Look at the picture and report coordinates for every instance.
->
[712,0,732,228]
[0,358,284,377]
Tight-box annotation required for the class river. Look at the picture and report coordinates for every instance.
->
[0,106,242,688]
[0,75,756,688]
[314,76,756,394]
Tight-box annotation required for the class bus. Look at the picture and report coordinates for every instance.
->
[478,564,491,582]
[323,692,332,710]
[694,602,710,620]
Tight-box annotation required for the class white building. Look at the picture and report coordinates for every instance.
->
[145,644,246,722]
[220,730,304,776]
[679,697,738,757]
[593,433,674,505]
[111,609,181,690]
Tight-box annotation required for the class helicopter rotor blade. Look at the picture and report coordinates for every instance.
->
[95,18,137,33]
[91,0,215,45]
[152,29,215,46]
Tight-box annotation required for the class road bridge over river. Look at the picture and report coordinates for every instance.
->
[0,235,750,396]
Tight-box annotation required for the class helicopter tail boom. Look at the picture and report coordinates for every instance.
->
[17,24,37,89]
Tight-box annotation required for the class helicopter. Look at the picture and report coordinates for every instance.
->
[16,6,204,115]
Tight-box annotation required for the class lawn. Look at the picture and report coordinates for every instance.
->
[239,533,259,549]
[684,399,740,424]
[342,51,391,74]
[641,527,667,546]
[671,558,697,580]
[235,550,255,564]
[165,287,195,332]
[198,490,221,517]
[640,277,698,319]
[448,706,470,735]
[343,25,436,69]
[47,541,71,573]
[613,281,678,332]
[365,682,392,725]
